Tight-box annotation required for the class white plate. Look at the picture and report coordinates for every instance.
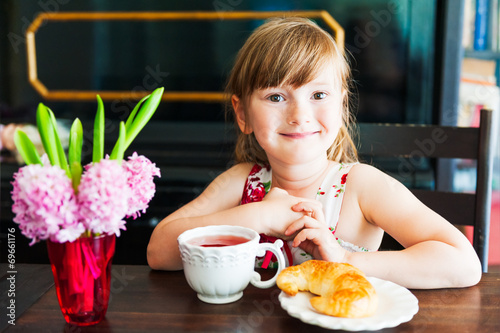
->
[278,277,418,331]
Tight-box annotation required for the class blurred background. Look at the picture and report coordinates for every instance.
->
[1,0,498,267]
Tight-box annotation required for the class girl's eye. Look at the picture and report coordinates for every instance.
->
[268,94,284,102]
[312,92,327,100]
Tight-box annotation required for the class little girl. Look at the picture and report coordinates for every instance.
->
[148,17,481,288]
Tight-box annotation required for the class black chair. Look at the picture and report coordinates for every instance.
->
[357,109,495,272]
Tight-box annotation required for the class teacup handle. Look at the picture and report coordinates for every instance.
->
[250,239,285,289]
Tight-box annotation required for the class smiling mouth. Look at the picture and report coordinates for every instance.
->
[280,131,319,139]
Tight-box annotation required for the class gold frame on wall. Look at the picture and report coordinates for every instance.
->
[26,11,344,103]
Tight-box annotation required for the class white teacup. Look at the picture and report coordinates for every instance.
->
[177,225,285,304]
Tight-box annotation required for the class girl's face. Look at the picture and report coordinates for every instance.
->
[233,64,343,166]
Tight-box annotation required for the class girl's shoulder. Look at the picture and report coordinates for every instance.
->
[345,162,400,192]
[346,162,413,202]
[217,162,256,184]
[347,162,387,179]
[201,163,255,197]
[194,163,255,211]
[229,162,255,175]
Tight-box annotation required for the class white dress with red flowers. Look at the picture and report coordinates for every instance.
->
[241,162,372,268]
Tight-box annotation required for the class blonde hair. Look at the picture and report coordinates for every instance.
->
[225,17,358,164]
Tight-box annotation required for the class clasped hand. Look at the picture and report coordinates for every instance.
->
[261,188,347,263]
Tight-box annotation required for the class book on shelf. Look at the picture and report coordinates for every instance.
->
[488,0,498,51]
[460,58,499,126]
[461,58,497,86]
[463,0,476,49]
[474,0,489,51]
[463,0,500,51]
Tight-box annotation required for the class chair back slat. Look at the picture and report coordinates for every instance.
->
[474,110,495,268]
[358,124,480,159]
[410,190,476,226]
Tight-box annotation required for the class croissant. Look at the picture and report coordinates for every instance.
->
[277,260,377,318]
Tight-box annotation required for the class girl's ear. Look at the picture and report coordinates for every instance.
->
[232,95,253,134]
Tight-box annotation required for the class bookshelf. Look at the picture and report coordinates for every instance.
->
[465,50,500,60]
[464,50,500,60]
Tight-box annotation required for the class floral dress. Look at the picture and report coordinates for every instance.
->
[240,163,372,268]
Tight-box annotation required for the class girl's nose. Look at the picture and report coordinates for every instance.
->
[286,100,311,125]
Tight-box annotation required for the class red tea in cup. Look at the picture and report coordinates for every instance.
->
[189,235,250,247]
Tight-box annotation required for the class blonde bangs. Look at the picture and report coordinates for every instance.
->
[251,25,337,90]
[228,17,346,100]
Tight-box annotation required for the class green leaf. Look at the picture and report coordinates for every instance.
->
[47,107,70,177]
[93,95,105,163]
[69,118,83,166]
[36,103,59,167]
[125,95,149,132]
[110,121,126,162]
[124,87,164,150]
[13,130,42,165]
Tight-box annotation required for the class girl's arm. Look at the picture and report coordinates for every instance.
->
[147,163,303,270]
[345,164,482,289]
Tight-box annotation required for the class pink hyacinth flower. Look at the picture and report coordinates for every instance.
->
[123,152,161,219]
[78,158,131,237]
[11,161,82,245]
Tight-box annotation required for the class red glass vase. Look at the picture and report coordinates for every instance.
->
[47,234,116,326]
